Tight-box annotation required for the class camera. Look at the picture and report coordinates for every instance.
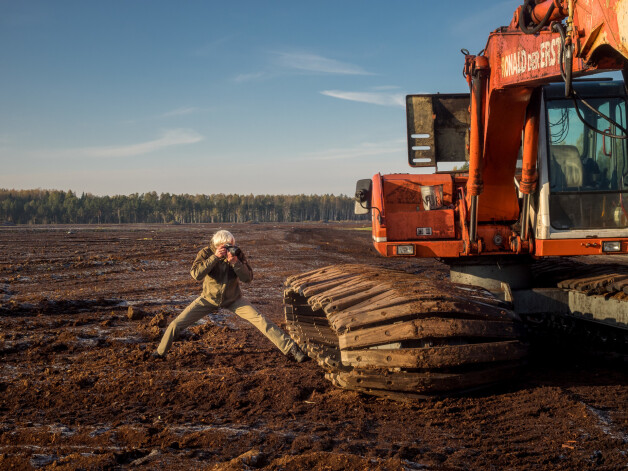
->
[224,244,241,257]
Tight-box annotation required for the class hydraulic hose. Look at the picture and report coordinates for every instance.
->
[519,0,555,34]
[552,22,628,139]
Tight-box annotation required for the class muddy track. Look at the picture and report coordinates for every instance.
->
[0,223,627,470]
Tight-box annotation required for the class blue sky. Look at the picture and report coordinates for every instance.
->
[1,1,520,196]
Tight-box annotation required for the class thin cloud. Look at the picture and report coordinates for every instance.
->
[121,107,203,125]
[321,90,405,107]
[302,139,405,161]
[234,51,372,83]
[79,129,204,158]
[372,85,402,91]
[273,52,373,75]
[234,71,271,83]
[159,107,200,118]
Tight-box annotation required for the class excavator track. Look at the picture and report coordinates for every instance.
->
[524,258,628,353]
[531,258,628,299]
[283,264,528,400]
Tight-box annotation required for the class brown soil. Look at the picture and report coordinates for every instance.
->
[0,223,627,470]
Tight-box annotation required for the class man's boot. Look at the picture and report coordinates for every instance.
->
[287,344,308,363]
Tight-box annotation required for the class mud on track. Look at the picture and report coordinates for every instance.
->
[0,223,627,470]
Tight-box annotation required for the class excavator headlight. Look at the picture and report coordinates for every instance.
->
[602,241,622,252]
[396,245,415,255]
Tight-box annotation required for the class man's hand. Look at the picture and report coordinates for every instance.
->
[226,251,239,264]
[215,245,227,258]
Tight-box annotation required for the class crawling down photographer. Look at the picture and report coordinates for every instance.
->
[153,229,307,362]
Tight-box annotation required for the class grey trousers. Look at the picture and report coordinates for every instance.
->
[156,296,295,356]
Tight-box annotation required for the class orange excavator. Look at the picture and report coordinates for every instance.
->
[284,0,628,399]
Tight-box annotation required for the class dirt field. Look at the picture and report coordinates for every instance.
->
[0,223,627,470]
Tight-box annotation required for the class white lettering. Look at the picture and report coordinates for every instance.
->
[550,37,559,66]
[501,39,562,78]
[528,52,534,71]
[540,41,548,68]
[528,51,540,71]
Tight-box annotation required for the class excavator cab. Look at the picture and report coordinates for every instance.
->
[535,81,628,237]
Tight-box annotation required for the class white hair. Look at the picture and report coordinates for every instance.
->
[212,230,235,247]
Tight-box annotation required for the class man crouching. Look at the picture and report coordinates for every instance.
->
[153,229,307,362]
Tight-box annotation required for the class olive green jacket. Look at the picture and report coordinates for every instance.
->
[190,243,253,307]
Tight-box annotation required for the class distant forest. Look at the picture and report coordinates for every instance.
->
[0,189,366,224]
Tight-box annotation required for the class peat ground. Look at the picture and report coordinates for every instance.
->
[0,223,627,470]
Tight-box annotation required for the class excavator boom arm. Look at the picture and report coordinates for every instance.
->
[464,0,628,248]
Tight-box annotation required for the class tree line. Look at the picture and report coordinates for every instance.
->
[0,189,366,224]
